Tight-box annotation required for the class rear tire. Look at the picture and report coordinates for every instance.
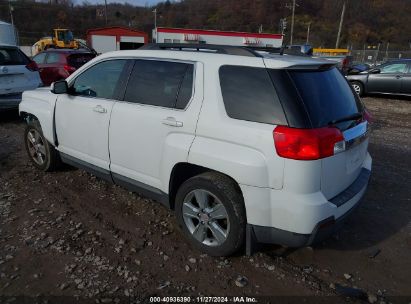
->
[175,172,246,256]
[351,81,364,97]
[24,120,59,172]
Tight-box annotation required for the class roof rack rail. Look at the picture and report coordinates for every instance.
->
[140,43,267,57]
[245,45,285,55]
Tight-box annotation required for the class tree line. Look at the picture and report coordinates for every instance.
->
[0,0,410,50]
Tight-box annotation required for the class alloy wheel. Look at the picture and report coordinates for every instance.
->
[352,83,361,95]
[26,129,46,166]
[182,189,230,247]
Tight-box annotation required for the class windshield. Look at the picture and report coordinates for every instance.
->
[287,67,363,128]
[57,30,73,42]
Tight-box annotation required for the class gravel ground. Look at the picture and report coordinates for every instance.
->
[0,96,410,303]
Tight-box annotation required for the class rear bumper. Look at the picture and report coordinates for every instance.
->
[0,93,23,110]
[248,167,371,247]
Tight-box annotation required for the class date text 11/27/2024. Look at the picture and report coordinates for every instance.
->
[150,297,258,303]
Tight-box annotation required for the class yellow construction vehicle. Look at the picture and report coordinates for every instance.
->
[32,29,80,56]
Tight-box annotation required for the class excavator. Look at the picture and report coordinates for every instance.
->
[32,29,85,56]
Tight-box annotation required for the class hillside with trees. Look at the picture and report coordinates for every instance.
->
[0,0,410,49]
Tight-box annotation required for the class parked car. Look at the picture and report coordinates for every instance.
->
[32,49,96,86]
[347,59,411,96]
[347,62,371,75]
[318,55,353,75]
[283,44,313,56]
[19,44,372,256]
[0,45,42,110]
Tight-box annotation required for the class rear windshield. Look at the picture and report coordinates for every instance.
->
[219,65,361,129]
[0,47,30,65]
[286,68,362,128]
[67,53,95,69]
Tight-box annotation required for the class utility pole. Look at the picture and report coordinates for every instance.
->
[8,0,14,25]
[153,8,157,29]
[290,0,295,45]
[335,1,346,49]
[306,22,311,44]
[104,0,108,26]
[285,1,299,45]
[152,8,157,43]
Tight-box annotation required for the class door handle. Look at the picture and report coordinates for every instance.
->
[395,75,403,79]
[93,105,107,113]
[162,117,183,127]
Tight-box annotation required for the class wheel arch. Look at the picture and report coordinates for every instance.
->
[168,162,244,210]
[20,111,39,123]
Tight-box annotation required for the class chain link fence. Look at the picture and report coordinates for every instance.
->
[351,50,411,66]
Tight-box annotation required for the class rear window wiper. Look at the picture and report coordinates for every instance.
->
[328,112,362,125]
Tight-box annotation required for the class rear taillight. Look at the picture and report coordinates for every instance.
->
[342,57,349,67]
[26,61,38,72]
[363,108,373,124]
[273,126,345,160]
[64,65,76,74]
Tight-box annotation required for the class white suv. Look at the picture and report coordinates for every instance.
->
[19,44,372,256]
[0,45,42,110]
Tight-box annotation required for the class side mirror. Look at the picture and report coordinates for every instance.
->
[51,80,68,94]
[369,68,381,74]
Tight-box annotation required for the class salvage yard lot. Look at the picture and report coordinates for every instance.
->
[0,96,410,302]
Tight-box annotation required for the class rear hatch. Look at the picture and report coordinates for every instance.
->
[264,59,369,199]
[0,46,40,95]
[287,68,369,199]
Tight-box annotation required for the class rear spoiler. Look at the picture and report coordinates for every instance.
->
[284,63,336,70]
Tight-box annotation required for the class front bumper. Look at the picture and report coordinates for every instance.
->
[247,168,371,249]
[0,93,23,110]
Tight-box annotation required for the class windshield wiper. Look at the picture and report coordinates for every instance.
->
[328,112,362,125]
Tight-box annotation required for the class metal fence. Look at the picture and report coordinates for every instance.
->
[351,50,411,66]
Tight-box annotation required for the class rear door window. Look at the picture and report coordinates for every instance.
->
[0,47,29,65]
[219,65,287,125]
[33,53,47,65]
[124,59,193,109]
[286,67,362,128]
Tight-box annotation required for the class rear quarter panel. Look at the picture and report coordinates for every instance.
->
[188,58,284,189]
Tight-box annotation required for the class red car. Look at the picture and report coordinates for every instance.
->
[32,49,96,86]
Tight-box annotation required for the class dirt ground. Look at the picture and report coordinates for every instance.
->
[0,96,410,303]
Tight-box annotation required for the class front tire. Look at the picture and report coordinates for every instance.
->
[24,120,59,172]
[351,81,364,97]
[175,172,246,256]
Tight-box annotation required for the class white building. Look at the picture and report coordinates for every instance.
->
[153,27,283,48]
